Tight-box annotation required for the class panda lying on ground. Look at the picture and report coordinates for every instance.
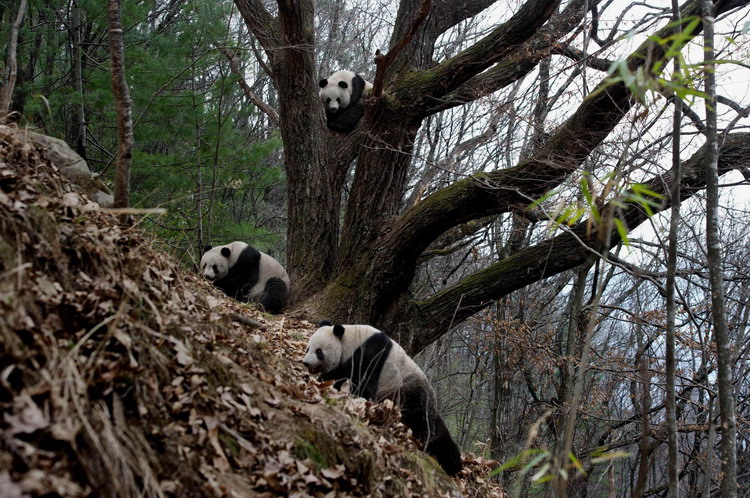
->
[318,70,373,133]
[200,241,290,314]
[302,321,463,475]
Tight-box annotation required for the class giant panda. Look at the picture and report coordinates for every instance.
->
[200,241,290,314]
[318,70,373,133]
[302,321,463,475]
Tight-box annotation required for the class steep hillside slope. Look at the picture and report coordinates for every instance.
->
[0,125,502,497]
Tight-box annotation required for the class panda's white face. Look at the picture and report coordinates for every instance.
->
[200,246,231,281]
[303,327,342,374]
[319,80,351,113]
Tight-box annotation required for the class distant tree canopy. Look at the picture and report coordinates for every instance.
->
[235,0,750,354]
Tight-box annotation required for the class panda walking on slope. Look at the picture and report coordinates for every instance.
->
[200,241,290,314]
[303,321,463,475]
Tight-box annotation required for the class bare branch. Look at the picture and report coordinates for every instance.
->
[218,46,280,126]
[407,132,750,353]
[234,0,279,65]
[373,0,432,97]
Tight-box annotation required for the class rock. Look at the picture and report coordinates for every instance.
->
[0,125,113,206]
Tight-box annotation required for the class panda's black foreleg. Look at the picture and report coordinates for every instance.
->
[397,380,433,446]
[397,379,463,476]
[326,104,365,133]
[425,415,463,476]
[259,277,288,314]
[349,333,392,399]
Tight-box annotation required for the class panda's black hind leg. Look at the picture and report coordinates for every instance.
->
[259,277,288,314]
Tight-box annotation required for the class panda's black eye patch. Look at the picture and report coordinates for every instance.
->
[212,265,218,273]
[336,98,341,103]
[315,348,324,360]
[326,98,331,103]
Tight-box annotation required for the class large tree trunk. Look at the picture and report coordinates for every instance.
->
[235,0,359,297]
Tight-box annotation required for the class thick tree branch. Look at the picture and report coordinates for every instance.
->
[373,0,431,97]
[423,0,598,115]
[430,0,497,36]
[398,0,560,106]
[405,132,750,354]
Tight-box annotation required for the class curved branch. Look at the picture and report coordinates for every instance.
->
[398,0,561,107]
[373,0,432,97]
[422,0,598,115]
[405,132,750,354]
[234,0,279,65]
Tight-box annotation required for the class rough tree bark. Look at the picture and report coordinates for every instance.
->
[108,0,134,209]
[236,0,750,355]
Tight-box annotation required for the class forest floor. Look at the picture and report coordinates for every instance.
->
[0,125,504,497]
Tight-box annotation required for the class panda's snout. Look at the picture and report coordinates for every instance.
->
[302,360,320,374]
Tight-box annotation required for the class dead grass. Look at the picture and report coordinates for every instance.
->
[0,125,503,497]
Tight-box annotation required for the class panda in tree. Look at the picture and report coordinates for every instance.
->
[318,70,373,133]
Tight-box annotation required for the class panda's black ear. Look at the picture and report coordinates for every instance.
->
[318,319,332,327]
[203,245,212,253]
[221,247,231,257]
[333,324,345,339]
[338,81,348,89]
[319,79,328,88]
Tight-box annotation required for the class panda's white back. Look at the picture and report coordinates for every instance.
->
[338,324,381,360]
[246,251,291,299]
[376,340,427,401]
